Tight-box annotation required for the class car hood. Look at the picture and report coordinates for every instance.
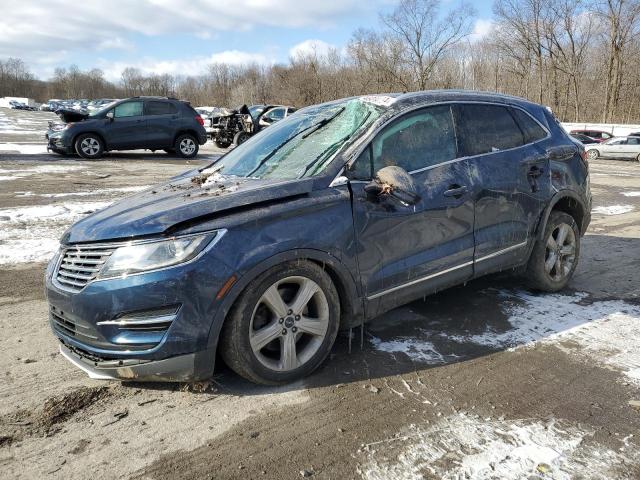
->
[63,171,316,244]
[56,109,90,123]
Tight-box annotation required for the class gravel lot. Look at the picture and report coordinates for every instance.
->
[1,107,639,479]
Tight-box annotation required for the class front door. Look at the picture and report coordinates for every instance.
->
[347,105,475,317]
[104,100,146,149]
[452,103,551,275]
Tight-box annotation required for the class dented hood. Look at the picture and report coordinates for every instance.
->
[63,172,315,244]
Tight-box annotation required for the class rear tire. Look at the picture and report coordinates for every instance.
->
[525,211,580,292]
[220,261,340,385]
[587,149,599,160]
[75,134,104,159]
[174,134,199,158]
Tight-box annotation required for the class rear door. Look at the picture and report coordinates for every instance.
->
[104,101,146,149]
[145,100,179,148]
[348,104,474,316]
[453,103,551,275]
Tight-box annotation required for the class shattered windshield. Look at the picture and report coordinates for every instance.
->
[206,99,384,180]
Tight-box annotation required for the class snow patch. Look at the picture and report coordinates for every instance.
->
[369,336,457,364]
[0,143,48,154]
[359,414,633,480]
[622,191,640,197]
[15,185,147,198]
[447,291,640,384]
[592,205,634,215]
[0,201,111,264]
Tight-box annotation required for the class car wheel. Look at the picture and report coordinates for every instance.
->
[175,134,199,158]
[233,131,251,146]
[75,134,104,159]
[215,139,232,148]
[220,261,340,385]
[525,211,580,292]
[587,149,599,160]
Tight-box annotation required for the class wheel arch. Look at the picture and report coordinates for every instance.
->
[173,129,199,145]
[537,190,588,239]
[205,249,363,354]
[72,131,108,151]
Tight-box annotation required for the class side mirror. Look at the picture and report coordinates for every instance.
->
[106,111,114,121]
[365,166,421,205]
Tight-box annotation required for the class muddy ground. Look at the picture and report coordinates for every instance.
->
[1,115,640,479]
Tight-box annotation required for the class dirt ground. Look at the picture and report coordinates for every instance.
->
[1,108,640,479]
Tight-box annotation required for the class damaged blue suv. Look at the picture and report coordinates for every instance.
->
[45,91,591,384]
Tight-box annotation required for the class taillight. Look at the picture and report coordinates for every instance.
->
[195,115,204,126]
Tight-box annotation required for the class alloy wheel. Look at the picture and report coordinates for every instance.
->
[80,137,100,156]
[180,138,196,155]
[544,223,576,281]
[249,276,329,372]
[587,150,598,160]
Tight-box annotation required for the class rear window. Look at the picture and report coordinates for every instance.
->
[454,104,524,156]
[511,108,547,143]
[146,101,177,115]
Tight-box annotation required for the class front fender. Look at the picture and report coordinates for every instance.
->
[204,248,363,352]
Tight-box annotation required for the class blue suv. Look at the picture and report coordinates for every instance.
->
[47,97,207,159]
[45,91,591,384]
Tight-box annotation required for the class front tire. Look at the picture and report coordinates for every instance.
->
[526,211,580,292]
[175,134,199,158]
[75,134,104,159]
[233,131,250,146]
[220,261,340,385]
[215,139,232,148]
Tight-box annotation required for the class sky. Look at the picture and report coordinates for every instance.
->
[0,0,495,82]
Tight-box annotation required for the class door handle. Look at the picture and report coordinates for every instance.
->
[443,185,468,198]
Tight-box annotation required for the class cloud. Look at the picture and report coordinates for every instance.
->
[469,19,494,43]
[97,50,275,81]
[0,0,386,70]
[289,39,335,59]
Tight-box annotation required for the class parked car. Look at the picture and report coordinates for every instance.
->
[46,96,207,159]
[210,104,296,148]
[45,90,591,385]
[570,133,599,145]
[570,129,612,143]
[585,136,640,161]
[629,131,640,137]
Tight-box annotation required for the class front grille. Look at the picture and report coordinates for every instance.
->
[50,307,98,341]
[55,245,116,292]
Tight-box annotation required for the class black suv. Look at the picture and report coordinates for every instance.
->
[47,97,208,159]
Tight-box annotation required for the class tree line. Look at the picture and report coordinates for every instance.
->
[1,0,639,123]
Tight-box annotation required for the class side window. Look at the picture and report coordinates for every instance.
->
[608,139,625,145]
[510,108,547,144]
[601,132,612,139]
[628,137,640,145]
[146,101,176,115]
[454,104,524,156]
[371,105,457,173]
[349,146,373,180]
[114,101,143,118]
[263,107,286,122]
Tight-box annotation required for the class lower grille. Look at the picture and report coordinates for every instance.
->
[55,244,116,292]
[50,307,98,341]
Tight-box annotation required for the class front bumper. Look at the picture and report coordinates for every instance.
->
[46,132,73,154]
[59,343,214,381]
[46,246,235,381]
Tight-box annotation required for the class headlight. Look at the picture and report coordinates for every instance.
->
[98,232,219,279]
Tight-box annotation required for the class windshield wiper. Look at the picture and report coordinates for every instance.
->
[246,107,346,178]
[299,111,372,178]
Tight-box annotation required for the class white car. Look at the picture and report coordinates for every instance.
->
[586,136,640,161]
